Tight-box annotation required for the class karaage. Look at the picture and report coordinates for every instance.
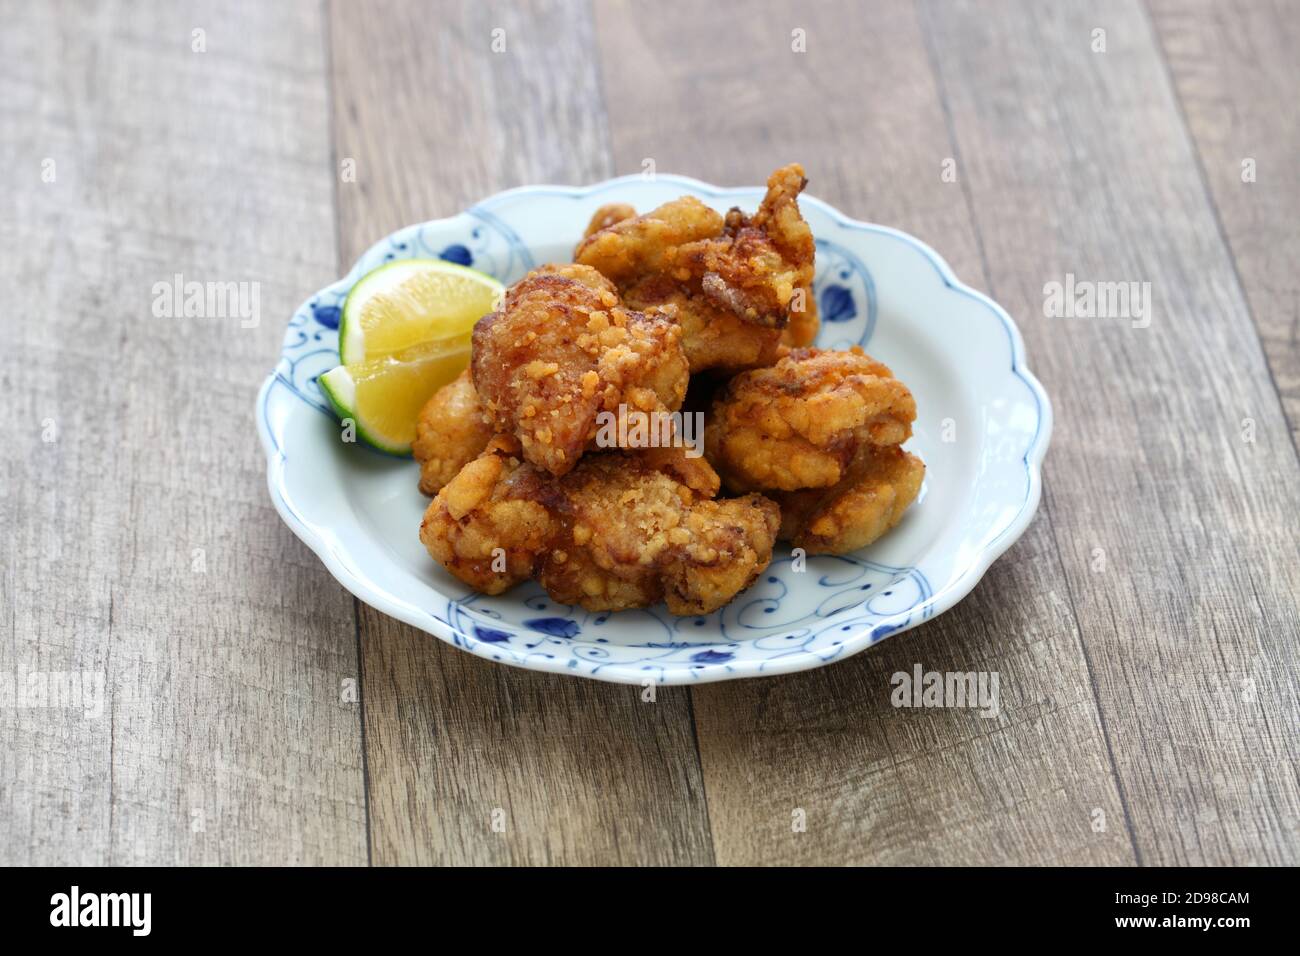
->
[420,437,779,615]
[705,346,917,493]
[583,203,637,237]
[471,263,689,476]
[412,163,928,609]
[411,368,493,496]
[575,163,819,372]
[775,445,925,554]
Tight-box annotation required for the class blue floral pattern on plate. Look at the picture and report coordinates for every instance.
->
[444,554,932,680]
[256,174,1051,683]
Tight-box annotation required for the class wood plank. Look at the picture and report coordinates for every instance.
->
[0,0,366,863]
[329,0,715,865]
[1148,0,1300,449]
[594,0,1132,865]
[918,0,1300,865]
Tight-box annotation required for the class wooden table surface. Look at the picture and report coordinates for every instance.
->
[3,0,1297,866]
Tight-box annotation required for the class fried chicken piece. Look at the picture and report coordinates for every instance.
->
[776,445,925,554]
[688,165,817,330]
[420,438,779,615]
[419,438,551,595]
[634,442,719,497]
[411,369,493,496]
[622,273,787,372]
[574,195,725,282]
[574,164,819,372]
[471,264,689,476]
[705,347,917,492]
[583,203,637,237]
[522,260,617,290]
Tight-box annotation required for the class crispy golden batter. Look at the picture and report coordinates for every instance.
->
[420,438,779,615]
[705,347,917,492]
[698,167,816,330]
[575,195,725,282]
[621,273,786,372]
[471,264,689,476]
[633,443,721,497]
[523,261,617,290]
[776,445,925,554]
[574,163,819,372]
[583,203,638,237]
[411,369,493,496]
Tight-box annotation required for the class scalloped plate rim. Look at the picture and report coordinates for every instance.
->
[256,173,1052,684]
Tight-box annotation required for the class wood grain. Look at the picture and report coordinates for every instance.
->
[1148,0,1300,449]
[5,0,1296,867]
[329,0,714,865]
[917,0,1300,865]
[0,0,366,863]
[593,0,1133,865]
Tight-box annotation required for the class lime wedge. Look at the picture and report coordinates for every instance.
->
[320,340,474,454]
[320,258,503,454]
[338,258,502,364]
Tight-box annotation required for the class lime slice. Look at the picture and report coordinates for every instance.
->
[321,258,503,455]
[320,339,473,455]
[338,258,502,365]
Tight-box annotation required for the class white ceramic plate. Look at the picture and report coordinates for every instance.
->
[257,175,1051,684]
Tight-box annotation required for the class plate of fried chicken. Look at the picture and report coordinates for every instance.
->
[258,164,1051,683]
